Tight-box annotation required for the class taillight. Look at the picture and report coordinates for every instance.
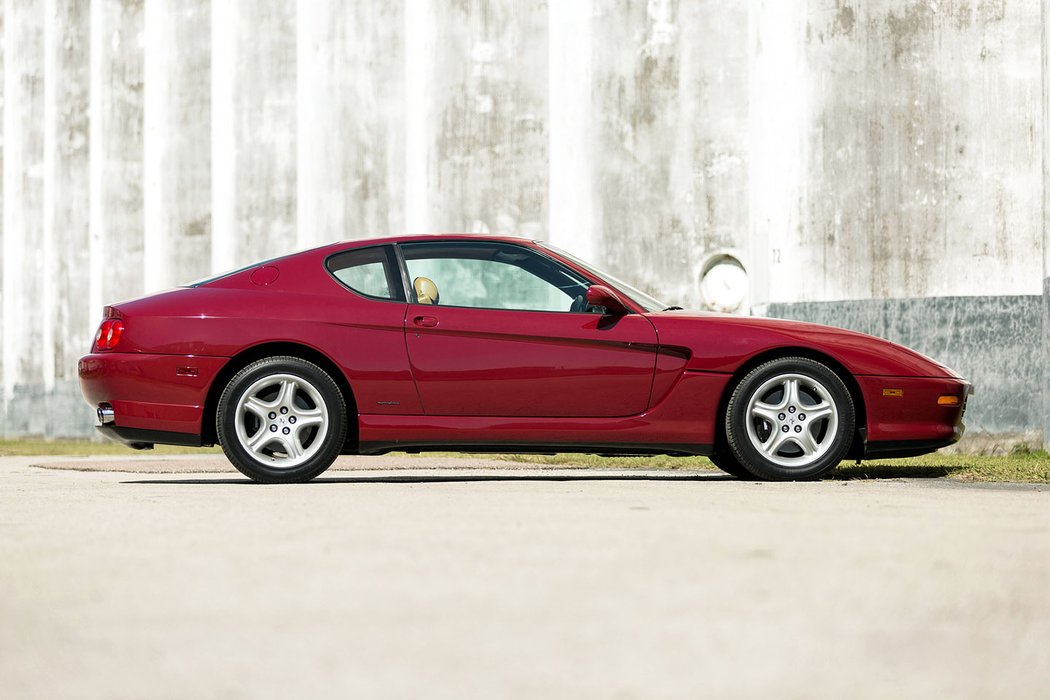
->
[94,319,124,351]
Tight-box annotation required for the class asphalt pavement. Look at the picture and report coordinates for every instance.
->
[1,455,1048,699]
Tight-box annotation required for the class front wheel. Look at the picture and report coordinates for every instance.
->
[216,356,347,483]
[724,357,854,481]
[707,452,756,480]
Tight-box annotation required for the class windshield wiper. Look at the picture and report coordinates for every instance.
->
[661,306,684,311]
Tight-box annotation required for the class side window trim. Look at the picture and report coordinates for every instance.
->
[392,242,414,303]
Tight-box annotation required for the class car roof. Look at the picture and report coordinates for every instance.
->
[320,233,538,253]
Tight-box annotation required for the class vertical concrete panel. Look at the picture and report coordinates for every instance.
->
[748,0,807,312]
[592,0,750,305]
[0,3,5,431]
[425,0,548,238]
[213,0,296,269]
[89,0,144,312]
[1043,0,1050,450]
[548,0,594,259]
[404,0,434,233]
[2,0,44,433]
[787,0,1042,303]
[43,0,90,386]
[210,0,234,271]
[143,0,210,291]
[297,0,404,247]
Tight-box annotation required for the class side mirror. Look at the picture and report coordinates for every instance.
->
[586,285,629,315]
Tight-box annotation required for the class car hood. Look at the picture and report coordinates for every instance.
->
[645,310,960,378]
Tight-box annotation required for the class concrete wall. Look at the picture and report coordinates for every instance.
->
[0,0,1046,445]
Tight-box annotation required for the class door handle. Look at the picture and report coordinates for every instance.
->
[413,315,438,328]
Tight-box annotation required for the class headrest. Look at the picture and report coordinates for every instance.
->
[413,276,439,305]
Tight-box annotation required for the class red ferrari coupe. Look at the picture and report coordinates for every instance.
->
[79,235,970,483]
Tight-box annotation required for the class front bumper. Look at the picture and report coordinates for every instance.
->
[858,375,971,458]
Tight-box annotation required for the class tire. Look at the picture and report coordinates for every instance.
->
[707,452,756,479]
[216,356,347,483]
[725,357,854,481]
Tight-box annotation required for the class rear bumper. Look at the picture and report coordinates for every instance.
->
[96,424,203,450]
[79,352,227,436]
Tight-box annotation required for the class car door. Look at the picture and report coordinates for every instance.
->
[399,240,658,417]
[324,244,421,414]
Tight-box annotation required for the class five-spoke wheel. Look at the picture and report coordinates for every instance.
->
[217,356,346,483]
[724,357,854,480]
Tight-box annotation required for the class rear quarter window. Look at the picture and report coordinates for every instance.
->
[325,246,405,302]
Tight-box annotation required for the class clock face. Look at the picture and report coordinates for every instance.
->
[700,256,748,313]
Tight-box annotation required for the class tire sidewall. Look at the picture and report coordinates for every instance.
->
[217,356,346,483]
[726,357,854,481]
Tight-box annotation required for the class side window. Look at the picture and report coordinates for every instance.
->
[325,246,405,302]
[399,241,592,312]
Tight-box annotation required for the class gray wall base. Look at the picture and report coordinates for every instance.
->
[2,380,97,439]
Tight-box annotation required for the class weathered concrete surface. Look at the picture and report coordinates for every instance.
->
[1,0,1048,442]
[143,0,211,293]
[768,295,1042,440]
[1,458,1048,699]
[3,1,46,424]
[297,1,404,247]
[596,0,750,306]
[43,0,91,386]
[89,0,144,310]
[425,0,548,239]
[760,1,1043,305]
[212,0,297,273]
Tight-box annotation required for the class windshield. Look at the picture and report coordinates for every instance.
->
[538,242,668,313]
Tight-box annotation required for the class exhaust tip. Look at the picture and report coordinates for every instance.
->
[97,405,115,425]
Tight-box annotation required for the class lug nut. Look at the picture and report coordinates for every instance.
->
[288,416,297,424]
[788,406,796,414]
[269,425,277,432]
[794,425,802,433]
[778,412,786,420]
[280,407,289,415]
[799,414,806,421]
[268,412,276,420]
[282,427,290,435]
[781,425,789,433]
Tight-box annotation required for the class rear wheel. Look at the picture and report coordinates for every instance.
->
[216,356,346,483]
[725,357,854,481]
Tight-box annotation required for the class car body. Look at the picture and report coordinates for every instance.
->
[79,234,971,482]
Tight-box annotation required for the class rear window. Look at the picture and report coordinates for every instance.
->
[325,246,405,302]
